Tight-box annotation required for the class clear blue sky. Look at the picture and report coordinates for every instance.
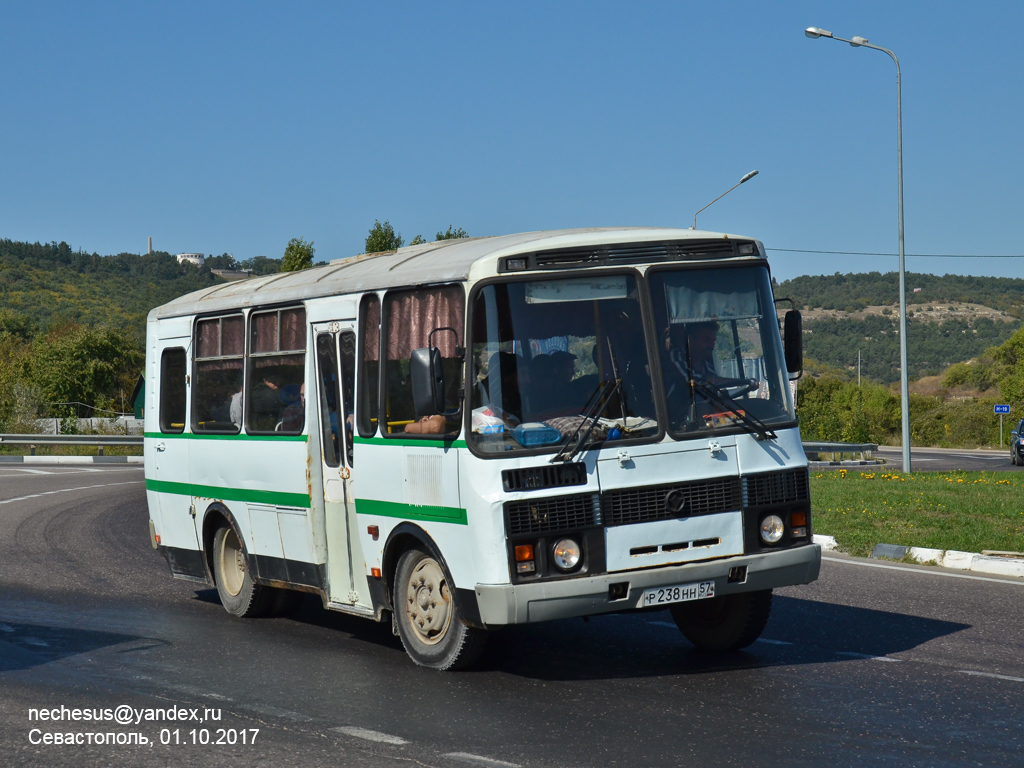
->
[2,1,1021,282]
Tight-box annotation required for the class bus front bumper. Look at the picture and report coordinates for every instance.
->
[473,544,820,627]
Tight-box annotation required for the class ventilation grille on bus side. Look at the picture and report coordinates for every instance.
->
[502,463,588,492]
[506,493,597,536]
[602,476,743,527]
[531,239,742,270]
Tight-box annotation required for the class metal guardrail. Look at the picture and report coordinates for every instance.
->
[802,441,878,461]
[0,433,143,455]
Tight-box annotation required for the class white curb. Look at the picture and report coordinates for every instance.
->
[822,536,1024,580]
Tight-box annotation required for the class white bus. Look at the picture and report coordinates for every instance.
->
[144,227,819,669]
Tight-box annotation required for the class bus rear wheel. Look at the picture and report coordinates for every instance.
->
[670,589,772,651]
[212,524,273,618]
[394,547,487,670]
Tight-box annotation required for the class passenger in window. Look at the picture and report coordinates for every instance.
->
[279,383,305,432]
[528,351,577,418]
[229,388,243,426]
[250,370,288,431]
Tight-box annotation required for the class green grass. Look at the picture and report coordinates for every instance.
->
[810,469,1024,557]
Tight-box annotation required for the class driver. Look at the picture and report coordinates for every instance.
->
[667,320,720,390]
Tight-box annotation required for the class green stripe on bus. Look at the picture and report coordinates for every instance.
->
[145,479,310,508]
[355,498,468,525]
[353,436,468,449]
[144,432,307,442]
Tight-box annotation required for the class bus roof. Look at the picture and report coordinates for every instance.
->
[149,227,762,320]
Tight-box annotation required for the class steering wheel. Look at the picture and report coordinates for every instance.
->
[710,377,758,396]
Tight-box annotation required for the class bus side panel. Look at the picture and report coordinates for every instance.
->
[353,441,472,589]
[188,438,322,588]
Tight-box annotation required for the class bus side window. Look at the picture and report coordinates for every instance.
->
[159,347,187,433]
[248,307,306,434]
[339,331,356,465]
[357,294,380,438]
[382,285,464,437]
[315,333,342,467]
[192,315,244,434]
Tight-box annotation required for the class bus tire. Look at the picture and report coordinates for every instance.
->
[394,547,488,670]
[212,524,273,618]
[670,589,772,652]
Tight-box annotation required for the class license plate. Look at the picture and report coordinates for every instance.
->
[642,580,715,607]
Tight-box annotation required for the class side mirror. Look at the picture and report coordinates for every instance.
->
[1012,431,1019,440]
[411,347,445,417]
[784,310,803,377]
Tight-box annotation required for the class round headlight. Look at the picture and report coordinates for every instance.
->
[552,538,582,571]
[760,515,785,544]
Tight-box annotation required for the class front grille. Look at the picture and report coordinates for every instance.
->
[603,476,742,527]
[742,468,809,508]
[502,463,588,492]
[506,493,596,536]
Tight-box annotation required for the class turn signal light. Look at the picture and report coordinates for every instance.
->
[791,512,807,527]
[514,544,536,574]
[515,544,535,562]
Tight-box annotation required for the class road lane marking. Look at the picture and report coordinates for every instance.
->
[0,480,142,505]
[756,638,793,645]
[648,621,677,629]
[332,726,408,745]
[444,753,521,768]
[823,555,1024,586]
[960,670,1024,683]
[6,468,54,475]
[837,651,899,662]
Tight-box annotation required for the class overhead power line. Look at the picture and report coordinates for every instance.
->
[768,248,1024,259]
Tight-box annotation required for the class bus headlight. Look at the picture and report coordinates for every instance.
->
[760,515,785,545]
[552,538,582,571]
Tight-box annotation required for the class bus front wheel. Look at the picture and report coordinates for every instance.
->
[670,589,772,651]
[394,547,487,670]
[212,525,273,618]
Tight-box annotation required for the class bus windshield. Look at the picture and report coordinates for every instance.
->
[649,264,795,437]
[469,273,657,453]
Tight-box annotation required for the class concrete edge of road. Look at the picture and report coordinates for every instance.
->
[0,455,143,465]
[813,534,1024,579]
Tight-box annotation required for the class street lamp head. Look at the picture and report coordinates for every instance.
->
[804,26,832,39]
[850,35,869,47]
[740,170,758,184]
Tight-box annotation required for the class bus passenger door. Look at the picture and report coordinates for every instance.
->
[313,324,372,611]
[147,327,202,567]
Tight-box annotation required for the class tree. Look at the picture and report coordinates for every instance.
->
[409,235,427,246]
[239,255,282,275]
[31,324,144,418]
[436,226,468,241]
[205,253,238,270]
[281,237,315,272]
[365,220,403,253]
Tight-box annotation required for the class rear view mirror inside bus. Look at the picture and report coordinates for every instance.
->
[411,346,445,416]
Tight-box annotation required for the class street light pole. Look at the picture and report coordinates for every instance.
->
[805,26,911,473]
[691,170,758,230]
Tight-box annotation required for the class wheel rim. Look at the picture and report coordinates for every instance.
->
[404,557,452,646]
[217,528,245,597]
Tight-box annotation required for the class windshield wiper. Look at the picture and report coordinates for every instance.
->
[692,380,777,441]
[550,378,620,463]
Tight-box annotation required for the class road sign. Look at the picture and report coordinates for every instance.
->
[995,404,1010,414]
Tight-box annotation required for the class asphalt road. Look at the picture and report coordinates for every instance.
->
[872,445,1013,473]
[1,465,1023,767]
